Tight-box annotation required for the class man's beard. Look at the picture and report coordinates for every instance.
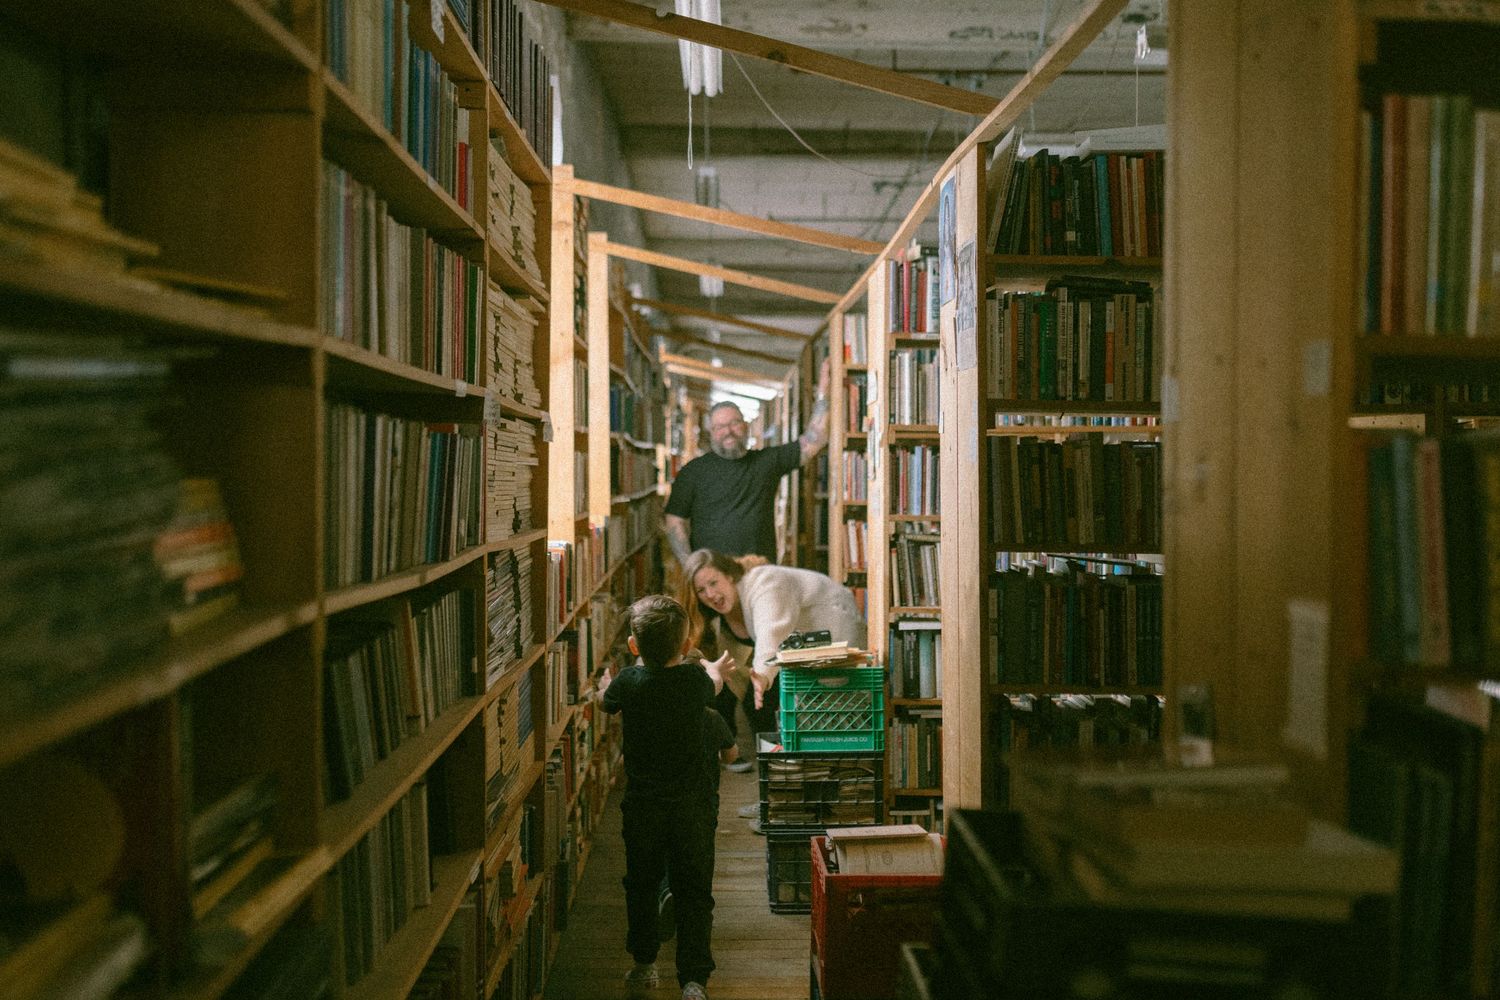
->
[711,437,747,460]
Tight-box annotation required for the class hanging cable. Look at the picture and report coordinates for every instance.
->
[686,90,694,171]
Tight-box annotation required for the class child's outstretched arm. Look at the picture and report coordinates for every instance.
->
[700,650,729,695]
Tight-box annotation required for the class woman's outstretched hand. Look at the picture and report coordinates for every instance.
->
[750,669,771,710]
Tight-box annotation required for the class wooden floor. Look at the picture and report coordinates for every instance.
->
[543,751,811,1000]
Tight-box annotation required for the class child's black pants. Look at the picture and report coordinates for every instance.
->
[621,793,716,986]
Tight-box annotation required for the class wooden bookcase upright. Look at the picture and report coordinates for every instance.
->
[0,2,637,997]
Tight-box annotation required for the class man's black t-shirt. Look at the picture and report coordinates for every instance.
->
[601,659,716,801]
[665,442,802,559]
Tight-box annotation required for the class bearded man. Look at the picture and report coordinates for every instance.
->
[663,359,830,565]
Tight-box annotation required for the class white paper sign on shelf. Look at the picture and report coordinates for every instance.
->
[483,388,498,424]
[1283,597,1330,759]
[430,0,445,41]
[455,379,468,398]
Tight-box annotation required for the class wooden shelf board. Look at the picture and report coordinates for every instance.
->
[495,396,547,422]
[1356,2,1500,23]
[611,432,659,450]
[891,788,944,797]
[892,335,940,346]
[486,527,548,555]
[846,364,870,372]
[890,607,942,617]
[844,431,870,440]
[410,1,486,82]
[890,513,940,522]
[888,425,940,439]
[163,849,332,1000]
[990,400,1161,415]
[323,337,481,398]
[483,759,545,864]
[990,685,1166,697]
[325,548,485,616]
[891,698,943,707]
[1358,334,1500,364]
[995,546,1163,556]
[987,253,1162,271]
[320,694,485,860]
[486,643,547,704]
[485,83,550,185]
[322,71,484,247]
[843,499,869,506]
[546,705,578,747]
[487,238,550,303]
[0,600,316,770]
[611,485,661,505]
[0,259,315,350]
[344,849,482,1000]
[4,0,316,68]
[986,424,1162,436]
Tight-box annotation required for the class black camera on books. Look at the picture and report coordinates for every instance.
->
[779,629,833,651]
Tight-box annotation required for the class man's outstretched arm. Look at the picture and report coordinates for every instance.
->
[664,513,693,565]
[799,356,832,462]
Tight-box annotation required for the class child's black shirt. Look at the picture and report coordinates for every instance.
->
[602,658,715,801]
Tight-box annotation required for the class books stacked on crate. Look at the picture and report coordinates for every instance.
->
[991,149,1164,258]
[892,523,940,608]
[488,286,541,408]
[324,405,482,588]
[321,164,482,380]
[985,278,1158,404]
[486,547,534,685]
[0,332,186,713]
[0,137,156,275]
[486,416,537,541]
[487,142,542,282]
[987,437,1162,552]
[154,478,244,638]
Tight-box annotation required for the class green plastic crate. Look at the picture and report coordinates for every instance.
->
[779,666,886,752]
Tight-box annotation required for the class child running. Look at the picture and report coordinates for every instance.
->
[600,595,726,1000]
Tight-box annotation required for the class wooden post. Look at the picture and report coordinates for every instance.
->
[588,232,612,524]
[549,165,580,540]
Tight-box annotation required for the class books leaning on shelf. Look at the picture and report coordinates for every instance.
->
[889,709,943,791]
[324,405,482,588]
[892,444,939,517]
[891,522,940,608]
[844,519,868,573]
[889,348,939,426]
[844,373,869,433]
[991,149,1164,259]
[188,773,280,923]
[154,477,244,637]
[889,619,941,699]
[886,243,940,335]
[989,565,1162,689]
[843,312,869,365]
[986,277,1158,405]
[1359,93,1499,338]
[481,0,556,164]
[987,437,1162,552]
[321,163,482,380]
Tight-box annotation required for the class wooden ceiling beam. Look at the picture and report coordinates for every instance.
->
[573,178,884,255]
[631,297,811,343]
[603,240,841,304]
[524,0,999,116]
[664,327,794,367]
[826,0,1129,318]
[662,352,782,385]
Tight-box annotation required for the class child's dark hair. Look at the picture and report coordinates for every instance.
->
[629,594,689,667]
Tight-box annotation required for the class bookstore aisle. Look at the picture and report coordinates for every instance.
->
[543,767,810,1000]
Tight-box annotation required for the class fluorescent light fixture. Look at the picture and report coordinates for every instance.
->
[675,0,722,96]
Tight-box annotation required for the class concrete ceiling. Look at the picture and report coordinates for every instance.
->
[563,0,1167,365]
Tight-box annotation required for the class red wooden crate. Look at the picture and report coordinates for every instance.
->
[810,835,943,1000]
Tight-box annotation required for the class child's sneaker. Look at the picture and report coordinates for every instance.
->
[624,962,658,993]
[657,886,676,942]
[681,982,708,1000]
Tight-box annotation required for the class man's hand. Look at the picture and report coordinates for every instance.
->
[750,668,772,710]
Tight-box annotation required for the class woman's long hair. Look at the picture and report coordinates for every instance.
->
[676,549,763,655]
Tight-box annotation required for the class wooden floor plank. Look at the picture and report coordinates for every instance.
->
[543,763,811,999]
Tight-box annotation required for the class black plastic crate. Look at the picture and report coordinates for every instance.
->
[756,733,884,827]
[937,809,1393,999]
[766,825,819,913]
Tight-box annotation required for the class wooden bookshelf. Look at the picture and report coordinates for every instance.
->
[0,4,601,995]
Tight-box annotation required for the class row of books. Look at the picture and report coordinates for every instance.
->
[0,332,184,713]
[474,0,556,166]
[544,532,603,637]
[491,878,548,1000]
[621,319,663,417]
[843,519,868,573]
[843,373,869,434]
[485,547,535,686]
[488,285,541,409]
[573,357,588,429]
[889,619,941,699]
[485,671,535,833]
[987,437,1163,552]
[325,0,404,138]
[991,694,1163,801]
[332,783,433,986]
[1361,92,1500,337]
[1367,431,1500,672]
[410,587,481,725]
[840,450,869,501]
[886,245,940,336]
[156,477,246,638]
[487,139,542,282]
[888,799,945,833]
[990,147,1164,259]
[1364,377,1500,409]
[486,415,536,542]
[892,524,941,608]
[410,889,478,1000]
[321,163,482,380]
[988,566,1164,689]
[324,405,482,588]
[889,348,939,426]
[602,500,660,564]
[188,773,280,924]
[889,710,943,791]
[843,312,869,365]
[572,451,587,517]
[610,439,657,496]
[986,278,1157,404]
[609,383,663,443]
[892,444,939,517]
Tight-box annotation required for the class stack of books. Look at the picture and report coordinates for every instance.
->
[154,478,244,637]
[485,548,534,686]
[487,143,542,282]
[485,415,537,542]
[487,285,541,407]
